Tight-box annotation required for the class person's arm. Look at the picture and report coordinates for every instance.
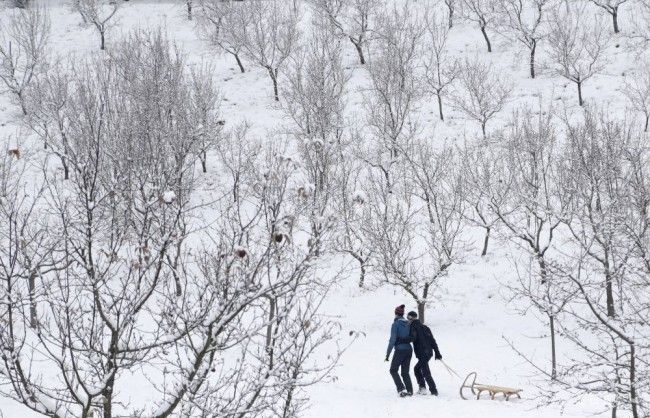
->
[431,333,442,360]
[386,322,397,359]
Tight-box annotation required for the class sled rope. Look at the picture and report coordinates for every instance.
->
[440,359,461,378]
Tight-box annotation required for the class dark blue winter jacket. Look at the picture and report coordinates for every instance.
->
[408,319,442,360]
[386,316,412,358]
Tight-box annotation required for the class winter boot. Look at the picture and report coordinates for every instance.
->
[399,390,411,397]
[430,388,439,396]
[417,387,429,395]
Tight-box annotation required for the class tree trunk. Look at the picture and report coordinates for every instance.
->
[448,6,454,28]
[102,334,117,418]
[265,297,276,369]
[549,314,557,380]
[644,114,648,132]
[62,156,69,180]
[437,93,444,121]
[480,25,492,52]
[351,38,366,65]
[605,271,615,318]
[200,150,207,173]
[29,272,37,328]
[538,255,548,284]
[629,343,639,418]
[530,41,537,79]
[234,53,245,73]
[267,68,279,101]
[17,91,28,115]
[417,301,425,324]
[481,227,490,256]
[310,223,321,257]
[577,81,583,106]
[481,120,487,139]
[187,0,192,20]
[612,8,619,33]
[100,31,105,51]
[282,385,295,418]
[354,254,366,288]
[102,373,115,418]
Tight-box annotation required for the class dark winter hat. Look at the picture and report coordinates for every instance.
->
[407,311,417,319]
[394,304,405,316]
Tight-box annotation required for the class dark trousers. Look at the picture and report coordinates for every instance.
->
[414,355,437,391]
[389,349,413,393]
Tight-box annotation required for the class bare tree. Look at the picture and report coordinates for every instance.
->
[365,2,425,159]
[0,136,60,331]
[1,38,199,414]
[497,0,550,78]
[25,64,72,177]
[258,287,352,418]
[363,142,466,323]
[154,130,340,418]
[1,31,343,417]
[0,7,50,115]
[552,252,646,418]
[0,141,63,416]
[283,22,349,255]
[450,57,512,139]
[489,106,573,379]
[588,0,630,33]
[458,140,503,256]
[548,7,610,106]
[188,61,223,173]
[512,113,650,418]
[628,0,650,47]
[240,0,301,101]
[623,61,650,131]
[72,0,119,50]
[198,0,250,73]
[335,140,372,287]
[562,109,634,318]
[443,0,457,28]
[310,0,377,65]
[462,0,498,52]
[423,9,459,121]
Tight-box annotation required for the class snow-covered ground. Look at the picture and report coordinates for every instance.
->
[0,0,645,416]
[305,252,608,418]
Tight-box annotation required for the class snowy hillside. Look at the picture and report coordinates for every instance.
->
[0,0,648,417]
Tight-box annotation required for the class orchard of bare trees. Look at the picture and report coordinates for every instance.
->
[0,0,649,417]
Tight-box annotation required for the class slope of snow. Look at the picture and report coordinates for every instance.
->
[0,0,643,416]
[305,251,610,418]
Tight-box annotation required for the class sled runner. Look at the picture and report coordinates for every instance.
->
[459,372,522,401]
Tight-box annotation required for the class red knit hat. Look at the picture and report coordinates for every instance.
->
[394,304,405,316]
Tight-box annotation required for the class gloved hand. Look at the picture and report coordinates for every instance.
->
[435,353,442,360]
[385,355,389,362]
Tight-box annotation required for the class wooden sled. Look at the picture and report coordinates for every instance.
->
[459,372,522,401]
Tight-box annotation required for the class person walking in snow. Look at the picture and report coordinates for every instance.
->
[385,304,414,397]
[400,311,442,396]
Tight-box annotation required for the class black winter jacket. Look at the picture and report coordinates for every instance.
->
[398,320,442,360]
